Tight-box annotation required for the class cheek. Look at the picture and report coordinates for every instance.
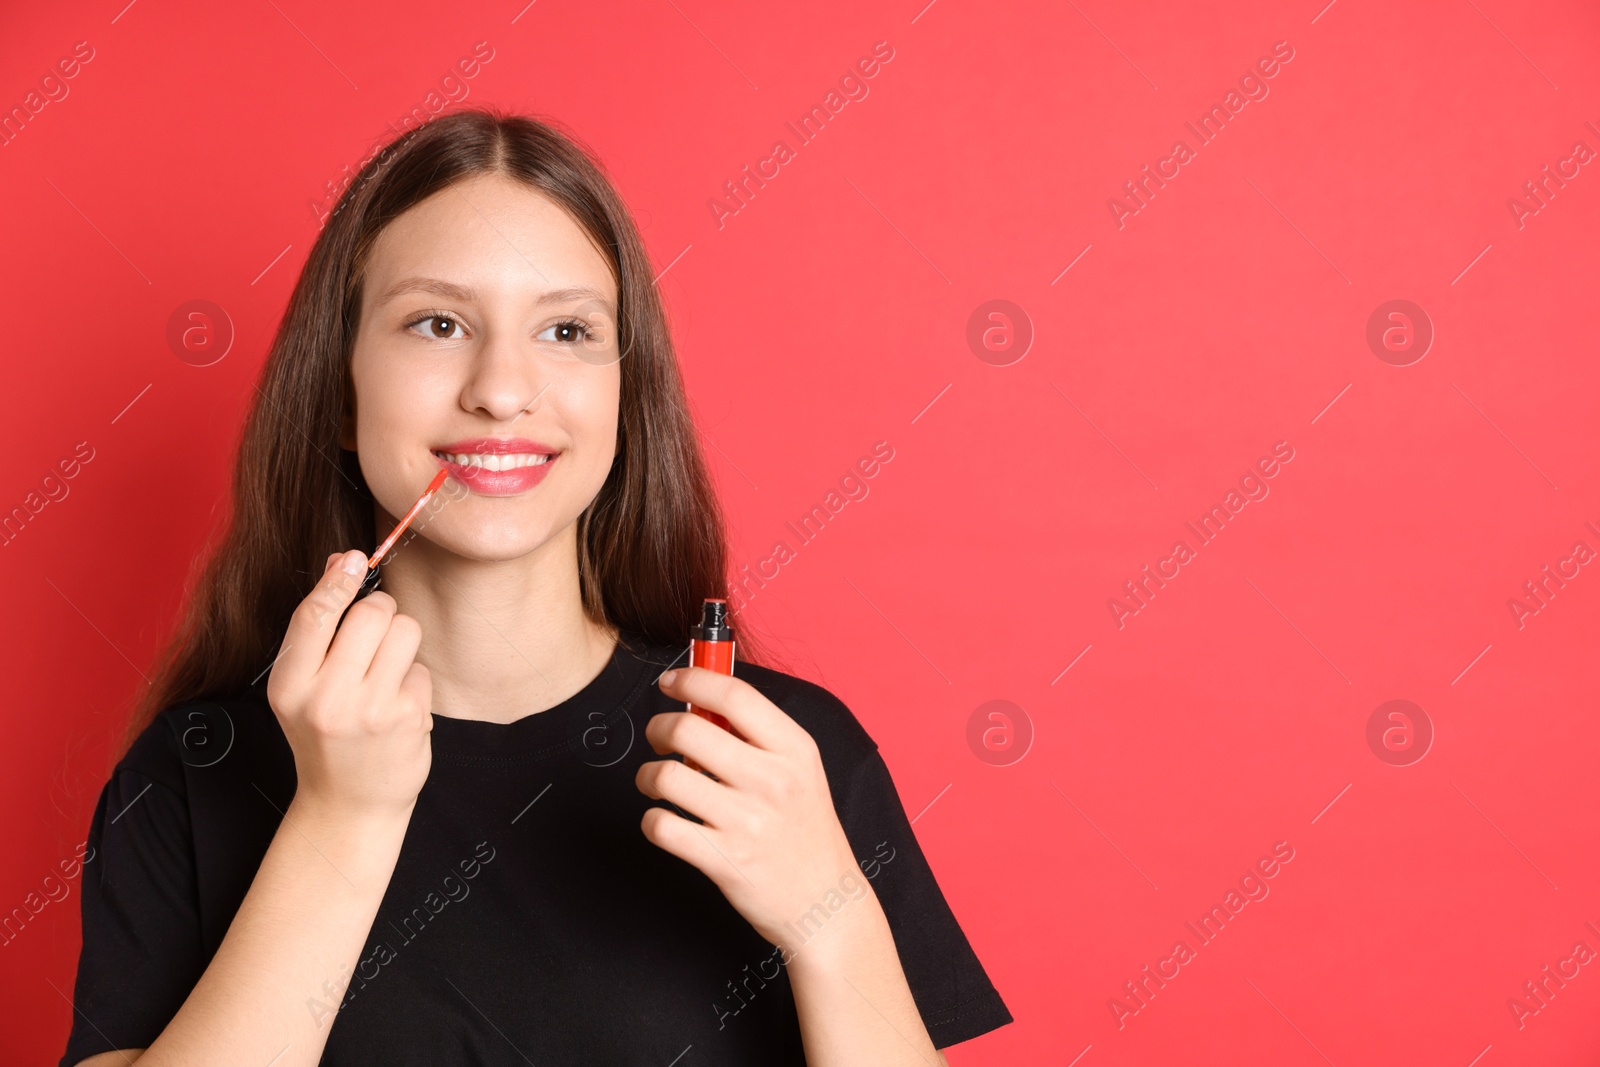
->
[348,344,460,505]
[557,368,621,469]
[361,362,456,439]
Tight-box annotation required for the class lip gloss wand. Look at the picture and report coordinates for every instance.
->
[337,468,451,628]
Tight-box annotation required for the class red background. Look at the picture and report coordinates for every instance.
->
[3,0,1598,1063]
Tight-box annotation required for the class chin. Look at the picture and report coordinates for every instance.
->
[447,518,569,562]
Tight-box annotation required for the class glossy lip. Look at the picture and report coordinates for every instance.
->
[430,438,559,497]
[433,437,558,455]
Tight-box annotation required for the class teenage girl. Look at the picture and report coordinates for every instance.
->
[62,108,1010,1067]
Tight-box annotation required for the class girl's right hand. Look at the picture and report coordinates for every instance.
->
[265,549,433,819]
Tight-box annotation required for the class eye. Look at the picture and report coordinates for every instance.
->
[538,318,593,344]
[403,310,467,340]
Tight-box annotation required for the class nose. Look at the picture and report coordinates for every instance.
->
[459,328,548,423]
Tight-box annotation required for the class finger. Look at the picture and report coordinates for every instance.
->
[272,551,369,690]
[635,757,737,828]
[365,612,422,695]
[640,805,739,884]
[322,589,398,685]
[656,668,796,753]
[644,710,760,789]
[401,661,433,729]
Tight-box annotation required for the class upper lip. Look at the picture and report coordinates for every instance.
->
[432,437,559,456]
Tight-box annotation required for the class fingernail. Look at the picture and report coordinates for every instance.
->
[341,550,366,576]
[659,669,678,686]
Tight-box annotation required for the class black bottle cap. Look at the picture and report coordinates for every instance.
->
[693,597,733,642]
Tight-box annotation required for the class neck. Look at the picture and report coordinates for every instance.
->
[375,518,618,724]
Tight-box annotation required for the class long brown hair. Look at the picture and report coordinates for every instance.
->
[121,106,773,757]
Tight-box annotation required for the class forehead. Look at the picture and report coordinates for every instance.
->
[360,172,617,311]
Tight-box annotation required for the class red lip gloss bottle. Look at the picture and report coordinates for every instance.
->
[684,598,744,773]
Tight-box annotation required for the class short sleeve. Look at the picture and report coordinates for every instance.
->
[834,749,1014,1050]
[60,757,206,1066]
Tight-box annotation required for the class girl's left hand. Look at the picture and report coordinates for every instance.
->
[636,666,868,952]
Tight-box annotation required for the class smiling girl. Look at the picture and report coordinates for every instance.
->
[62,108,1010,1067]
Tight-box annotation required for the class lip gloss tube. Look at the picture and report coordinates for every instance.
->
[684,598,744,774]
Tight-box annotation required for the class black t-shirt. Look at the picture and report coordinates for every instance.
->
[62,631,1011,1065]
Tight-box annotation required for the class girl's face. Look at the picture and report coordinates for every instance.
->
[342,171,622,561]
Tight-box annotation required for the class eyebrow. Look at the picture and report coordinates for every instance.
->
[378,277,615,313]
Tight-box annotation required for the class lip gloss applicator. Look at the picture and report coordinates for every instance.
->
[338,467,451,627]
[683,598,746,774]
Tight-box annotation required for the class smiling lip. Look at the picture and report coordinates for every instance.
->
[430,438,559,496]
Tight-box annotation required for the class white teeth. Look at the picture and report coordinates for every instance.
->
[436,452,553,471]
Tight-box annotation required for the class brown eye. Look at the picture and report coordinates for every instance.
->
[538,319,593,344]
[406,312,466,340]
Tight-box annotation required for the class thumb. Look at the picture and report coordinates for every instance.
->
[312,550,369,631]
